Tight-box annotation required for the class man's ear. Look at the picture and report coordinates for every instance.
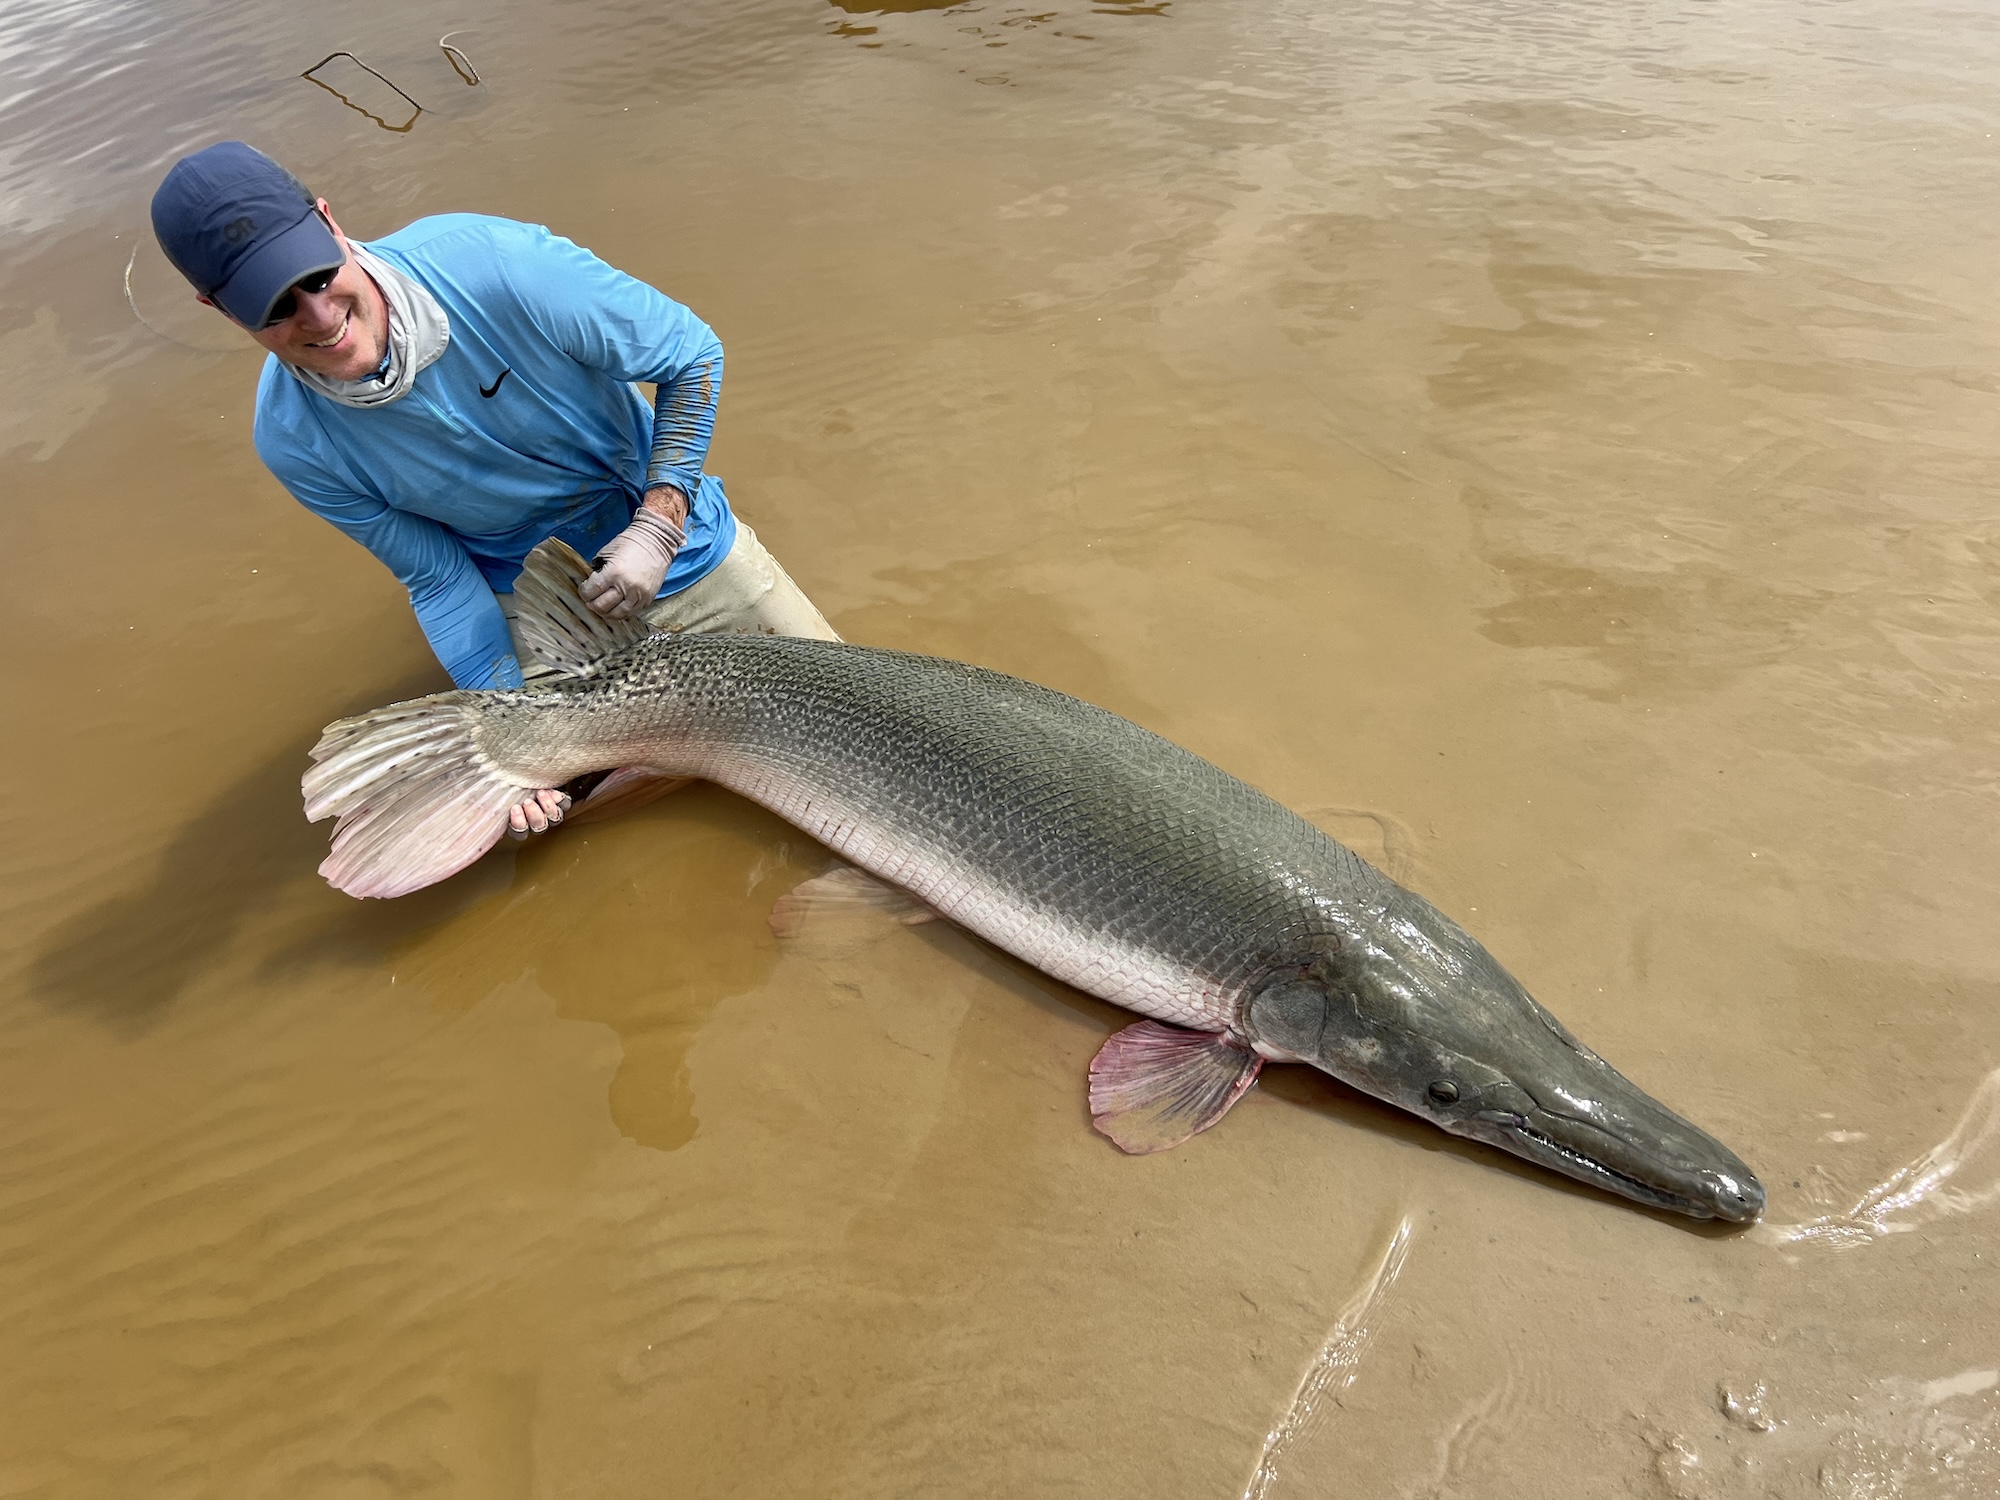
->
[195,291,247,328]
[316,197,352,246]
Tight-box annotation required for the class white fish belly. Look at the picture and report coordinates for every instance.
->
[719,760,1242,1034]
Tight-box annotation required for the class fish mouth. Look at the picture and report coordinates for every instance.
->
[1474,1107,1766,1223]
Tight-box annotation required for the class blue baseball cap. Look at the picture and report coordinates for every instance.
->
[151,142,345,328]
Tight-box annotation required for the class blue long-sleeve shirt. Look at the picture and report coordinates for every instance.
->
[252,213,738,688]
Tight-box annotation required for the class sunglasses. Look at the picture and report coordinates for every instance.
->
[261,265,341,328]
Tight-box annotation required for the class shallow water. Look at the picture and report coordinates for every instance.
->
[3,0,1999,1494]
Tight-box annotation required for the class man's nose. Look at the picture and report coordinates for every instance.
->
[291,285,343,330]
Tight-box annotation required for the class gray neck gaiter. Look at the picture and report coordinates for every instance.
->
[287,244,449,409]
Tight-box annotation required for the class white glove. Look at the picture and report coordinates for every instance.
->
[578,506,685,619]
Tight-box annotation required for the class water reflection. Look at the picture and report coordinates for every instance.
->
[300,51,425,134]
[439,31,484,86]
[1244,1217,1413,1499]
[1761,1068,2000,1249]
[827,0,964,13]
[0,0,519,246]
[391,788,813,1152]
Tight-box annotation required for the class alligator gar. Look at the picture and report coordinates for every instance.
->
[304,541,1764,1221]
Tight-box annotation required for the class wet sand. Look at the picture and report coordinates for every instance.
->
[3,0,1998,1494]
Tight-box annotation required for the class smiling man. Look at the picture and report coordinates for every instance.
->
[151,140,837,835]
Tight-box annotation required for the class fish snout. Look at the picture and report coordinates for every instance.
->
[1697,1167,1766,1224]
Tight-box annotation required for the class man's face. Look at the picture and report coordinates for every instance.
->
[205,201,389,380]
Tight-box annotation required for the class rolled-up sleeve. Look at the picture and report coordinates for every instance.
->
[499,228,723,502]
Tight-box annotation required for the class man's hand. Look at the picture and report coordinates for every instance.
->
[506,787,573,840]
[578,486,688,619]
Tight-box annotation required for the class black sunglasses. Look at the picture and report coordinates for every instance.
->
[261,265,341,329]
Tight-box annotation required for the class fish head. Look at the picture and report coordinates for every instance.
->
[1246,893,1764,1222]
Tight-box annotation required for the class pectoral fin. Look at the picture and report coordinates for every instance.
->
[1088,1021,1263,1155]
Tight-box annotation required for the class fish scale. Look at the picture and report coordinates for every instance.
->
[475,634,1373,1035]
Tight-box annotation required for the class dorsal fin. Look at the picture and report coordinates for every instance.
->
[510,538,653,676]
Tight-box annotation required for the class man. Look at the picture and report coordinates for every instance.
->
[151,141,837,837]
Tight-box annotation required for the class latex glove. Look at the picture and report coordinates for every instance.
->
[505,787,572,840]
[578,505,685,619]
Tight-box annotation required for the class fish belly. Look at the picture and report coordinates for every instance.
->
[670,728,1276,1034]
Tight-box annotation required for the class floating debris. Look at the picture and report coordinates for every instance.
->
[301,51,423,133]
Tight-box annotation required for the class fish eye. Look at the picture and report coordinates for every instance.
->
[1426,1079,1459,1105]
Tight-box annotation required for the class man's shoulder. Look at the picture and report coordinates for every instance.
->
[368,213,553,269]
[252,354,300,436]
[365,214,579,322]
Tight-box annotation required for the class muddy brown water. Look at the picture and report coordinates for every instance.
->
[3,0,1998,1494]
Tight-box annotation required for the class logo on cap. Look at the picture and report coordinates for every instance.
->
[223,216,258,244]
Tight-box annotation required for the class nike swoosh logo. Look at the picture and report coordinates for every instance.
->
[479,368,511,398]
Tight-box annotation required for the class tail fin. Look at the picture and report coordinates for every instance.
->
[303,694,533,899]
[511,538,651,676]
[303,539,645,899]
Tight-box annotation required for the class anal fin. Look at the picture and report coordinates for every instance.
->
[566,767,693,824]
[1088,1021,1263,1155]
[769,865,940,938]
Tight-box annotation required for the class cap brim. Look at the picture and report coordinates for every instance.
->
[212,210,345,327]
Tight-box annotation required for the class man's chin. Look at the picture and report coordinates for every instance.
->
[293,344,381,382]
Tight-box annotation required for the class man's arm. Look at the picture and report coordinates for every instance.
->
[622,344,715,598]
[293,480,526,689]
[253,410,522,689]
[500,228,726,616]
[643,345,722,509]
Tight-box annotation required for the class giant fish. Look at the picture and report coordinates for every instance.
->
[305,541,1763,1221]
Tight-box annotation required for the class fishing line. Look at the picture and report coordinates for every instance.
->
[123,243,226,353]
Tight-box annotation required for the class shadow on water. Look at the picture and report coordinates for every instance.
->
[252,783,814,1152]
[24,668,493,1033]
[25,735,525,1034]
[21,723,810,1160]
[26,740,331,1033]
[27,730,806,1159]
